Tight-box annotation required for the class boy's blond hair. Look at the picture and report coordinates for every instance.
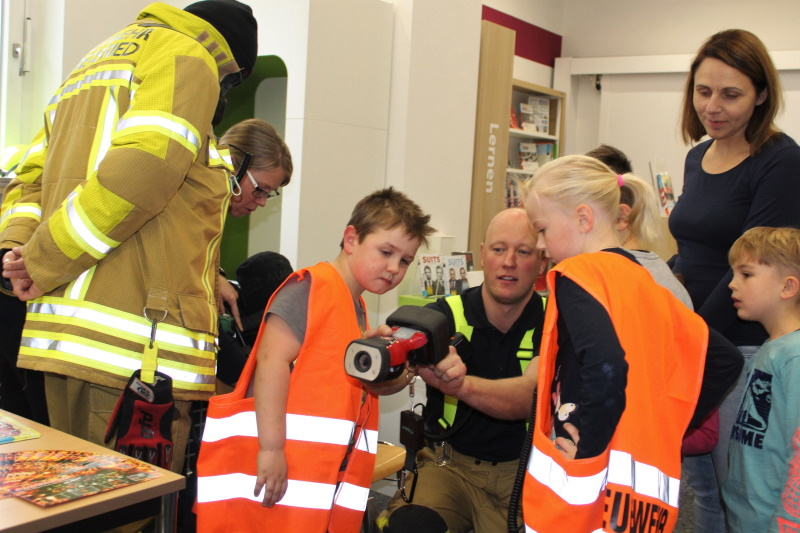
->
[729,226,800,278]
[341,187,435,248]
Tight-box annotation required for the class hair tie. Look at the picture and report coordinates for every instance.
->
[617,174,625,187]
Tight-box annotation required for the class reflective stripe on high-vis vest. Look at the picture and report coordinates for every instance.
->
[528,447,680,508]
[196,262,380,533]
[439,295,542,429]
[522,252,708,533]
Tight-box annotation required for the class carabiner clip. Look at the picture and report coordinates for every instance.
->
[398,466,418,504]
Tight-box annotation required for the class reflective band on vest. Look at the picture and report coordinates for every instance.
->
[528,447,679,507]
[202,411,378,452]
[333,481,371,511]
[198,474,336,509]
[439,295,541,428]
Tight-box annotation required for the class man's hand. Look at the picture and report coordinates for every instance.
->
[3,247,43,301]
[555,422,580,460]
[218,275,242,330]
[417,347,467,397]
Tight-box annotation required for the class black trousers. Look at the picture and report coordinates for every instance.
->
[0,293,48,425]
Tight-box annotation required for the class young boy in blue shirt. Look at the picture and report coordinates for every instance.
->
[723,226,800,532]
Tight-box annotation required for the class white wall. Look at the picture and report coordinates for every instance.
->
[556,0,800,196]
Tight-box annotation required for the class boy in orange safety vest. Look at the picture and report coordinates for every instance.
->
[196,187,434,532]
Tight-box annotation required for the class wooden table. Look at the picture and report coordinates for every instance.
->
[0,410,185,533]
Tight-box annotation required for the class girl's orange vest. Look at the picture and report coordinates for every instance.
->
[523,252,708,533]
[196,262,379,532]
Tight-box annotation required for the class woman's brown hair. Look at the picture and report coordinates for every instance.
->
[680,29,782,155]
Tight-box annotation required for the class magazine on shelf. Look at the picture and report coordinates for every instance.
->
[519,142,555,171]
[528,96,551,134]
[519,102,536,133]
[444,255,470,295]
[451,251,474,272]
[417,253,445,297]
[506,170,533,207]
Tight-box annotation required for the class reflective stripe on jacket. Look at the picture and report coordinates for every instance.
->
[523,252,708,533]
[438,294,543,429]
[196,262,379,532]
[0,3,239,399]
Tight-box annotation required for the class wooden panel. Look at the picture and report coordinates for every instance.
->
[468,21,515,256]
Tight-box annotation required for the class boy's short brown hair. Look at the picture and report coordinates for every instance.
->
[729,226,800,278]
[341,187,435,248]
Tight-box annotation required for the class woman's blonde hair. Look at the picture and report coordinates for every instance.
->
[522,155,661,242]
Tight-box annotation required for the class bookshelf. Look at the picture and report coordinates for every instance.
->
[468,21,565,254]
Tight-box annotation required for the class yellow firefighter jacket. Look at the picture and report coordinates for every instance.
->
[0,2,240,400]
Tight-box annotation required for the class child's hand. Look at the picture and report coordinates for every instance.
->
[555,422,580,460]
[254,449,288,507]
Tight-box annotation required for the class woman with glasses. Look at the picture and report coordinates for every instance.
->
[222,118,293,218]
[217,119,293,329]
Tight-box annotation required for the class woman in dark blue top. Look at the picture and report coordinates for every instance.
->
[670,29,800,533]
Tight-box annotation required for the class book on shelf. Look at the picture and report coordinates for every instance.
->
[444,255,470,295]
[519,102,535,133]
[528,96,551,134]
[510,106,519,129]
[451,251,474,272]
[656,171,676,214]
[505,170,534,208]
[519,141,555,171]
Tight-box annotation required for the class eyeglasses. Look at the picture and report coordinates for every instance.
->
[245,170,280,199]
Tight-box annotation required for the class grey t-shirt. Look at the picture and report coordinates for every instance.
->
[629,249,693,310]
[266,272,367,343]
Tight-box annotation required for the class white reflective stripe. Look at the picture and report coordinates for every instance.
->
[20,141,45,163]
[50,69,135,106]
[202,411,356,447]
[607,449,679,507]
[525,527,603,533]
[94,88,118,171]
[355,428,378,454]
[197,473,335,510]
[21,336,214,385]
[208,145,232,166]
[0,205,42,226]
[202,411,258,442]
[65,191,115,256]
[529,446,680,509]
[27,301,215,352]
[286,414,354,446]
[528,445,608,505]
[68,270,90,300]
[333,481,369,511]
[116,115,200,150]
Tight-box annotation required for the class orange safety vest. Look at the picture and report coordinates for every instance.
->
[196,262,379,532]
[522,252,708,533]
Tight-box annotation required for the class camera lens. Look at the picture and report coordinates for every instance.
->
[353,351,373,373]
